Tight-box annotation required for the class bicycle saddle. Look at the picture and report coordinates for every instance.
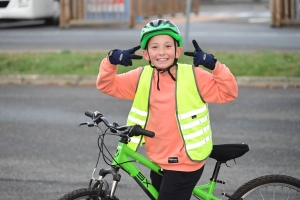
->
[209,143,249,163]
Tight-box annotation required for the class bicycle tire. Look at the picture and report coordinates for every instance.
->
[231,174,300,200]
[58,187,119,200]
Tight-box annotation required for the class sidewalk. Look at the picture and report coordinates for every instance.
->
[1,75,299,88]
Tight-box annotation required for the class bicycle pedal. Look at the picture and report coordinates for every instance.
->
[221,192,241,200]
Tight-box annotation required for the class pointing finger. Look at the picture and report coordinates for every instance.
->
[131,45,141,53]
[131,55,143,60]
[192,40,202,52]
[184,51,195,57]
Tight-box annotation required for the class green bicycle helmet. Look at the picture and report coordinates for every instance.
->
[140,19,182,50]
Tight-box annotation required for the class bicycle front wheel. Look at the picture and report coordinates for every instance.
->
[58,188,107,200]
[231,174,300,200]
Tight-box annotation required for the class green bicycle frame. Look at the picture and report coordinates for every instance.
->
[109,141,221,200]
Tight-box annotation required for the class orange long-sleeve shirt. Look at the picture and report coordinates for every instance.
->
[97,57,238,171]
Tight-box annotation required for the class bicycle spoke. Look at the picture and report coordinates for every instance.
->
[287,187,291,200]
[251,185,300,199]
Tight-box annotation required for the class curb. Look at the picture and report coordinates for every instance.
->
[0,75,97,86]
[235,76,300,88]
[0,75,300,88]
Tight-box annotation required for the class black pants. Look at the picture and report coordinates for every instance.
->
[150,165,205,200]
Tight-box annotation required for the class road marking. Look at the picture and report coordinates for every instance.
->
[189,31,299,39]
[194,11,271,24]
[249,18,270,23]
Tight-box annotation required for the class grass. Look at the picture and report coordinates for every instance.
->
[0,51,299,76]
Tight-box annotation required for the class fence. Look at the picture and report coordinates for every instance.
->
[270,0,300,27]
[60,0,200,28]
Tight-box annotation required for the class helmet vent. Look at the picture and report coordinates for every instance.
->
[157,19,162,26]
[150,19,165,27]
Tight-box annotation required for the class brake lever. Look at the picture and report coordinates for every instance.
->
[78,122,95,127]
[78,122,88,126]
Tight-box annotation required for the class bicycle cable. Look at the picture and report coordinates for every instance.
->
[89,126,106,183]
[96,126,136,168]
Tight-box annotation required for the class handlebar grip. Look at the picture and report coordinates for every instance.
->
[85,110,94,118]
[130,125,155,138]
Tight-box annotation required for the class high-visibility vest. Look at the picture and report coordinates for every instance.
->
[126,64,213,161]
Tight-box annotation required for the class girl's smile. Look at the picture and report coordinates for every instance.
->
[142,34,182,69]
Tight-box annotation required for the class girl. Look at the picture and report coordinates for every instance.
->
[97,19,238,200]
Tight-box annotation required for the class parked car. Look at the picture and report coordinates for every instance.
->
[0,0,60,25]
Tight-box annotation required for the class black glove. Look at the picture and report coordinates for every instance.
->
[184,40,217,70]
[108,45,143,66]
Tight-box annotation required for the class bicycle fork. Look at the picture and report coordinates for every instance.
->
[93,166,121,199]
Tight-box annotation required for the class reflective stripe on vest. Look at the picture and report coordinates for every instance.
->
[127,64,212,161]
[176,63,212,161]
[126,67,153,150]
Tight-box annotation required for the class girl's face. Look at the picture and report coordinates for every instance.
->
[142,35,182,69]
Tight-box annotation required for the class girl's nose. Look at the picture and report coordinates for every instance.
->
[159,47,165,55]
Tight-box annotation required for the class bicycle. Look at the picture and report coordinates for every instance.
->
[59,110,300,200]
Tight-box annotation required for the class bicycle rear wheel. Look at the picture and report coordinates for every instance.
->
[231,174,300,200]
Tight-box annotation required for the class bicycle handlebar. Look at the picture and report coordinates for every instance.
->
[82,110,155,138]
[85,110,94,118]
[129,124,155,138]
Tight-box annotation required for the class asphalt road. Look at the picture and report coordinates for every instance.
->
[0,1,299,200]
[0,2,299,52]
[0,85,299,200]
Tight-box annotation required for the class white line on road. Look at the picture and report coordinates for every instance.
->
[249,18,270,23]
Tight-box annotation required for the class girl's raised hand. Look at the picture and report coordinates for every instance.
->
[184,40,217,70]
[108,45,143,66]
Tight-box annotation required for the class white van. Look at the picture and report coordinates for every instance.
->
[0,0,59,24]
